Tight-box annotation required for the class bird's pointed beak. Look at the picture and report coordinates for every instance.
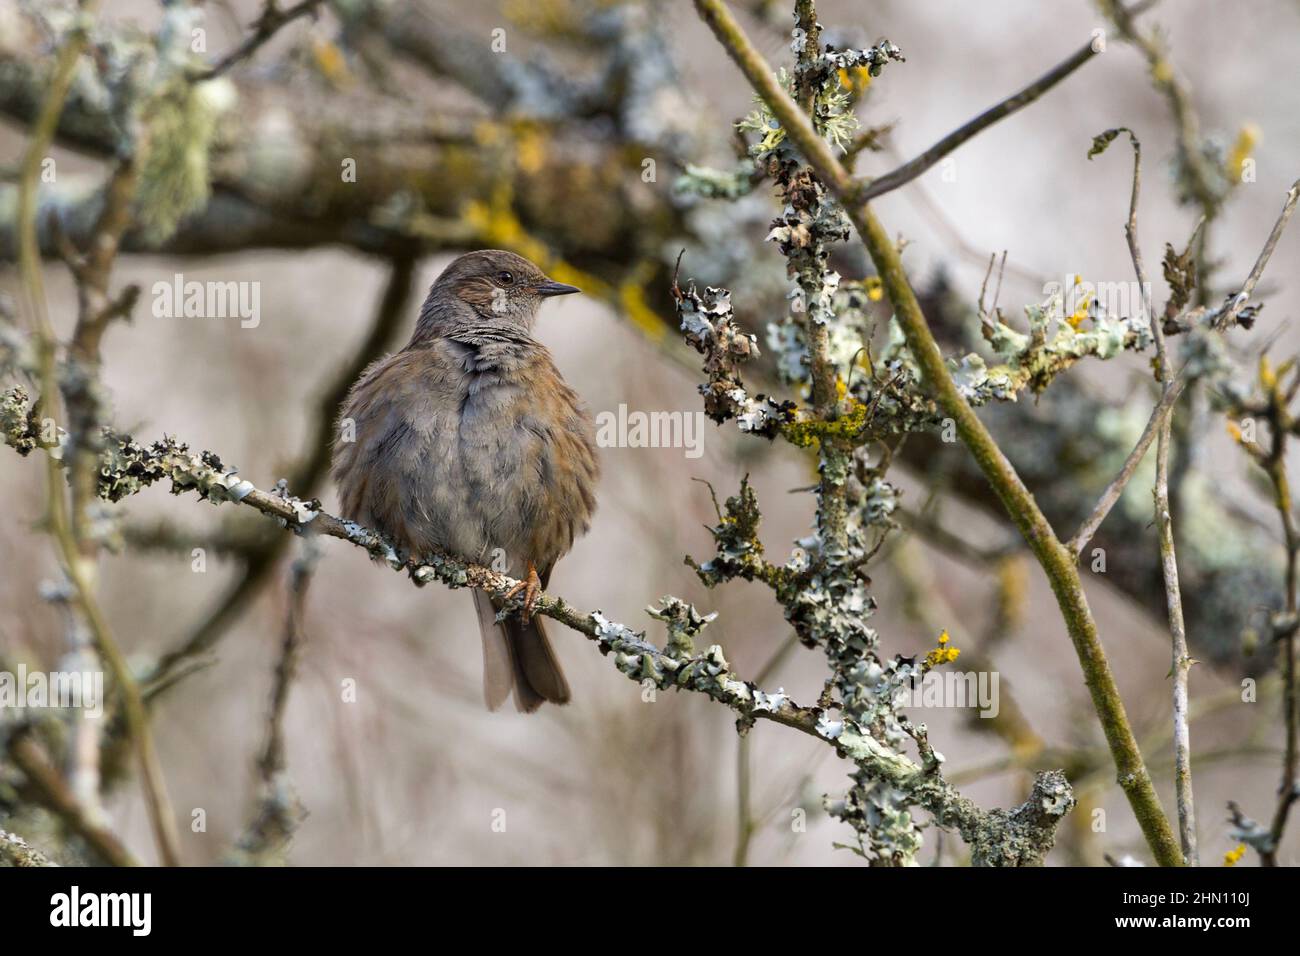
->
[536,278,581,298]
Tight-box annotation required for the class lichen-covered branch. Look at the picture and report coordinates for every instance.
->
[0,375,1073,865]
[0,827,56,867]
[692,0,1182,866]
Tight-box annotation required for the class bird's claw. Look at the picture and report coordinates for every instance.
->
[504,563,542,621]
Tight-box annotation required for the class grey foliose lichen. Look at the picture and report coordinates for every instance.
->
[676,283,796,435]
[669,6,1090,861]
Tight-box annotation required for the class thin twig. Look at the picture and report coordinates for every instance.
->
[191,0,326,82]
[235,533,318,861]
[1069,180,1300,557]
[1155,417,1196,864]
[855,40,1100,203]
[1116,128,1197,864]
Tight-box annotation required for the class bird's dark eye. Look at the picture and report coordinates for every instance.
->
[497,270,514,285]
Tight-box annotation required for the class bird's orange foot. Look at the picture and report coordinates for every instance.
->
[504,562,543,621]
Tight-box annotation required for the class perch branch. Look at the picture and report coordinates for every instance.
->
[0,397,1073,865]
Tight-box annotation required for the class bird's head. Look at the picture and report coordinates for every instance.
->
[421,250,580,338]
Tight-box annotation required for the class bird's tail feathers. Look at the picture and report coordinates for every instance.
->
[473,590,570,713]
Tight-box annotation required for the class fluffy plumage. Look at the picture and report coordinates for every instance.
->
[332,251,599,712]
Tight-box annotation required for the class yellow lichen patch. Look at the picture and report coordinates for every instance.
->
[618,280,666,343]
[1223,844,1246,866]
[865,275,884,302]
[504,0,584,34]
[463,184,550,264]
[1151,58,1174,85]
[310,36,353,89]
[1066,293,1092,329]
[780,396,869,449]
[925,630,961,668]
[1226,420,1244,443]
[837,66,873,96]
[1259,353,1277,391]
[1226,123,1259,182]
[513,125,548,176]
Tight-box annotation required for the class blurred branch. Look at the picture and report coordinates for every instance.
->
[191,0,326,82]
[232,535,318,863]
[0,828,55,867]
[13,0,181,868]
[6,731,138,867]
[1099,0,1223,216]
[0,1,695,277]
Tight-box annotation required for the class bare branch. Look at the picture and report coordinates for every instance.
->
[855,40,1100,203]
[1069,179,1300,557]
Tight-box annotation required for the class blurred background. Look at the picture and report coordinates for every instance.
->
[1,0,1298,865]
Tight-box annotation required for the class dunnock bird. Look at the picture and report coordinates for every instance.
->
[332,250,598,712]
